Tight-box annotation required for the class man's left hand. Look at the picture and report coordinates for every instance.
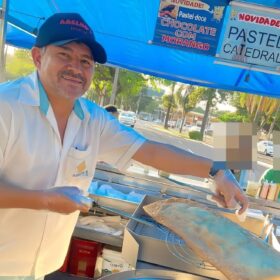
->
[210,170,249,214]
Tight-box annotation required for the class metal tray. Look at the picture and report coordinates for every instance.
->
[99,269,212,280]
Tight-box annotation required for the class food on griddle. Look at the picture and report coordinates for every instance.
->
[144,198,280,280]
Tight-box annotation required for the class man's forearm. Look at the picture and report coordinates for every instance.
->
[0,182,47,210]
[133,141,212,178]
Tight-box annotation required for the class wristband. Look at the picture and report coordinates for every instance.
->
[209,163,219,177]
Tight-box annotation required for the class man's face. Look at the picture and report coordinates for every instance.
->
[32,42,95,102]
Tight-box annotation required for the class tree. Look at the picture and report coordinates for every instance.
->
[230,92,249,118]
[162,82,179,129]
[218,112,249,122]
[191,87,227,135]
[88,64,114,105]
[116,69,147,110]
[239,93,280,130]
[137,92,160,114]
[267,100,280,139]
[144,97,160,114]
[6,49,35,79]
[174,84,201,133]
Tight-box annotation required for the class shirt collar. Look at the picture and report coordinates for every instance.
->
[37,75,84,120]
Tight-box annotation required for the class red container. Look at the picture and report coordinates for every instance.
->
[68,237,102,278]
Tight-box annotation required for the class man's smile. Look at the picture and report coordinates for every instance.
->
[62,74,84,85]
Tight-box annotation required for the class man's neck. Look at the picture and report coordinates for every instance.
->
[47,94,74,142]
[48,94,74,119]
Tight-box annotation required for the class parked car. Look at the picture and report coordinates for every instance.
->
[189,125,201,132]
[204,128,213,136]
[257,140,273,156]
[119,111,136,127]
[153,119,163,124]
[167,120,176,128]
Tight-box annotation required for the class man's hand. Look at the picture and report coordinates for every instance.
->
[211,170,249,214]
[43,186,91,214]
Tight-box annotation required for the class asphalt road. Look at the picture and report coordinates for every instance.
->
[133,120,271,182]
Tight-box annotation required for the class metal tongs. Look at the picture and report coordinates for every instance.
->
[80,196,155,227]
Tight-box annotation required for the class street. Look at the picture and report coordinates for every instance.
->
[133,119,271,182]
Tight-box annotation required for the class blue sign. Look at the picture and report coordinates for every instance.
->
[217,3,280,70]
[153,0,228,56]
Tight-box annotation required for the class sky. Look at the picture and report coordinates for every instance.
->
[198,100,236,113]
[216,102,236,112]
[6,45,15,55]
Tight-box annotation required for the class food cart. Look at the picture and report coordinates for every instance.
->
[49,162,280,280]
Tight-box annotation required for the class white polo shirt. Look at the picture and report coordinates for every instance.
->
[0,72,146,277]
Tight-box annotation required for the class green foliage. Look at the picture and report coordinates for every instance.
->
[189,131,203,141]
[192,87,230,108]
[232,91,280,132]
[218,112,249,122]
[192,107,205,114]
[89,64,114,102]
[161,82,178,109]
[186,86,201,108]
[162,93,177,109]
[138,93,160,113]
[174,84,200,113]
[192,87,216,105]
[117,69,147,109]
[6,49,35,79]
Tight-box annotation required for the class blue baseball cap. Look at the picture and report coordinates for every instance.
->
[34,13,107,64]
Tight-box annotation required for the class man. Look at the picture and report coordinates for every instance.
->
[104,104,119,118]
[0,13,248,279]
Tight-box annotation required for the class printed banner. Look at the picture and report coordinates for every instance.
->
[217,3,280,69]
[153,0,228,56]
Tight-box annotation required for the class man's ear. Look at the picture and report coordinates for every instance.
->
[31,47,42,69]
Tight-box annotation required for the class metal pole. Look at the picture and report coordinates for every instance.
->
[109,67,119,105]
[0,0,8,83]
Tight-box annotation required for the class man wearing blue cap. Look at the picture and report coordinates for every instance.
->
[0,13,248,279]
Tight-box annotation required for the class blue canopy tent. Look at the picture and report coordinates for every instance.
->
[1,0,280,97]
[6,23,35,49]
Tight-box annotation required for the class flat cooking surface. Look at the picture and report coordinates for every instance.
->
[99,269,212,279]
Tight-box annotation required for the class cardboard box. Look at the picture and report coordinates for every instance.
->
[122,195,226,280]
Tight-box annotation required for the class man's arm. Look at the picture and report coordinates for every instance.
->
[133,140,212,177]
[0,182,90,214]
[133,140,248,214]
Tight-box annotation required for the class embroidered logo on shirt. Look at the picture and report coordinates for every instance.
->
[73,161,88,177]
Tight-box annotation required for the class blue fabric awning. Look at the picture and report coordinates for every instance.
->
[2,0,280,97]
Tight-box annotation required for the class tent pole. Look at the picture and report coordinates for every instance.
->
[0,0,9,82]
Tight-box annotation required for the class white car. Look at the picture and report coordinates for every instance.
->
[257,140,273,156]
[189,125,201,132]
[119,111,136,127]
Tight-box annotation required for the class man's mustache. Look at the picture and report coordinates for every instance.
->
[60,70,86,84]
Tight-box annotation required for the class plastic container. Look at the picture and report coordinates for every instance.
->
[246,181,261,197]
[68,237,102,277]
[276,184,280,201]
[259,180,270,199]
[267,182,277,200]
